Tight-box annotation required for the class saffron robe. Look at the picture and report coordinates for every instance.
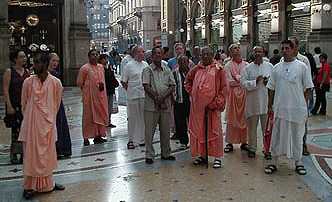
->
[185,62,228,158]
[224,60,248,144]
[77,63,109,139]
[18,74,63,192]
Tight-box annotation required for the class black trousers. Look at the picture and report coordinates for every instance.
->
[312,87,328,114]
[174,100,190,145]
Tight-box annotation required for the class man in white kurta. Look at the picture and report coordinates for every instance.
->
[240,46,273,158]
[266,40,314,175]
[121,46,148,148]
[281,37,313,156]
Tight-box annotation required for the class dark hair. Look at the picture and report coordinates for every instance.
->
[33,52,50,69]
[288,36,299,46]
[319,53,328,60]
[214,52,221,60]
[273,49,279,54]
[151,46,162,56]
[163,47,169,53]
[10,49,25,62]
[281,40,294,49]
[98,54,108,62]
[88,49,98,57]
[314,47,321,54]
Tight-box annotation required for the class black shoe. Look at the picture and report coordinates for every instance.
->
[93,137,104,144]
[161,155,176,161]
[311,111,318,116]
[110,124,116,128]
[319,111,326,116]
[303,144,310,156]
[170,134,179,140]
[53,183,65,191]
[139,143,145,147]
[240,144,249,151]
[145,158,154,164]
[83,139,90,146]
[248,151,256,158]
[10,155,20,165]
[23,190,34,200]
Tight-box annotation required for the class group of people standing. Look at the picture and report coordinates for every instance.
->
[117,37,330,174]
[2,36,329,199]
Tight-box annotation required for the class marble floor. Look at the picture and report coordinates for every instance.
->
[0,87,331,202]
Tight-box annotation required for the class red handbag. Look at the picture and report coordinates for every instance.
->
[263,112,274,154]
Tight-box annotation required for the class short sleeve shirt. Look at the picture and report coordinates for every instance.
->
[121,60,148,100]
[142,62,176,112]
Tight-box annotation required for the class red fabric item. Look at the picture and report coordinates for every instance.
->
[316,63,331,84]
[263,112,274,154]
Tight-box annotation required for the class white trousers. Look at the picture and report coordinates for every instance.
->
[127,98,145,144]
[270,118,305,164]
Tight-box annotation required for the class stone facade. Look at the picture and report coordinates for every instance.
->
[109,0,161,52]
[0,0,90,90]
[185,0,332,59]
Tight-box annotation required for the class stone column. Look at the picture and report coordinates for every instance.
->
[63,0,91,86]
[239,0,254,59]
[268,0,284,56]
[308,0,332,57]
[0,0,9,95]
[223,0,233,51]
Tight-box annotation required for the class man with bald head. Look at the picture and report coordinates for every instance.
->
[240,46,273,158]
[224,44,248,153]
[121,46,148,149]
[185,47,228,168]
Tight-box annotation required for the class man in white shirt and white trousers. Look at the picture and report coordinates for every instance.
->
[265,40,314,175]
[121,46,148,149]
[240,46,273,158]
[280,37,313,156]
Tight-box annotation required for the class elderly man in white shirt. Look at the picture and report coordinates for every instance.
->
[240,46,273,158]
[121,46,148,149]
[265,40,314,176]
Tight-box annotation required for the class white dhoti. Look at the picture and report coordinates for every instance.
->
[127,98,145,144]
[271,118,305,163]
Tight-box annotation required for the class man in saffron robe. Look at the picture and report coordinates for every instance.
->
[224,44,248,153]
[77,49,109,146]
[19,53,65,199]
[185,47,228,168]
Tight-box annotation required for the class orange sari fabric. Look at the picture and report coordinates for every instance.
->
[77,63,109,138]
[185,62,228,158]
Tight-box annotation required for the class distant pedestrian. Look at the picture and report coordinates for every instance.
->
[311,53,330,116]
[269,49,281,65]
[313,47,322,69]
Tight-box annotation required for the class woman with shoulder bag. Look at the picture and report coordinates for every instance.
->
[2,49,30,164]
[311,53,330,116]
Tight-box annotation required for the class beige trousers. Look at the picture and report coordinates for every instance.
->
[247,114,267,152]
[144,111,171,159]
